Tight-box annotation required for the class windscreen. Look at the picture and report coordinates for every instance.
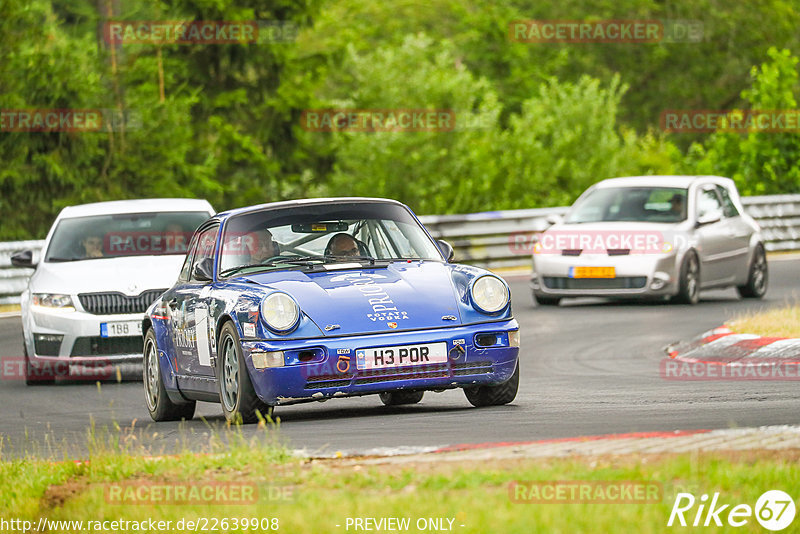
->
[566,187,688,223]
[44,211,210,261]
[218,202,443,277]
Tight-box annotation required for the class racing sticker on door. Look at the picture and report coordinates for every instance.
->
[194,304,212,367]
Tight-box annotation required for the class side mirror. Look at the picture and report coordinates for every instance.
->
[696,212,721,227]
[545,213,563,226]
[192,257,214,282]
[437,240,455,262]
[10,250,35,268]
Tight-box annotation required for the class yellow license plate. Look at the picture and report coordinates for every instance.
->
[570,266,616,278]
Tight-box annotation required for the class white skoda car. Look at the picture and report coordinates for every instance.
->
[13,199,214,384]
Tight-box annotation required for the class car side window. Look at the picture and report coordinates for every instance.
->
[697,188,724,221]
[716,186,740,218]
[190,226,219,282]
[178,233,200,282]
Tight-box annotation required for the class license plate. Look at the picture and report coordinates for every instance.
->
[569,266,616,278]
[100,321,142,338]
[356,342,447,370]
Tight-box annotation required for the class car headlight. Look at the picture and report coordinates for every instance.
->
[470,276,509,314]
[32,293,75,311]
[260,292,300,333]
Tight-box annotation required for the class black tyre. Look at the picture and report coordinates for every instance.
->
[532,293,561,306]
[217,322,273,424]
[24,341,55,386]
[674,250,700,305]
[737,244,768,299]
[379,390,424,406]
[143,328,195,422]
[464,362,519,407]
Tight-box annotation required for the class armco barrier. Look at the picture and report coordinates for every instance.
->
[1,194,799,304]
[419,194,800,270]
[0,240,44,305]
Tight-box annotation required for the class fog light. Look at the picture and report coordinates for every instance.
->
[33,333,63,356]
[650,272,671,291]
[475,333,498,347]
[251,350,284,369]
[509,330,520,348]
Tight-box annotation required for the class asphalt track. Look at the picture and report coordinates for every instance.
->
[1,258,798,458]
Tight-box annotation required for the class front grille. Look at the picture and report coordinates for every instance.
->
[70,336,143,357]
[304,361,494,390]
[561,249,582,256]
[607,248,630,256]
[78,289,166,315]
[543,276,647,290]
[452,361,494,375]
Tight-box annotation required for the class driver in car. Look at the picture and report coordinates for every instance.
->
[81,234,105,259]
[326,233,361,257]
[246,229,279,263]
[669,193,686,219]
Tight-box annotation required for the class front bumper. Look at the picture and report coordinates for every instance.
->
[241,320,520,405]
[531,253,681,299]
[25,306,144,365]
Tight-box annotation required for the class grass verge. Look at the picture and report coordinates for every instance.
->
[2,443,797,533]
[730,302,800,338]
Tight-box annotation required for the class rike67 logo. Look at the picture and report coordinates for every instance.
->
[668,490,796,531]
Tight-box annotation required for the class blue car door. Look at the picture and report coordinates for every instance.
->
[173,224,218,377]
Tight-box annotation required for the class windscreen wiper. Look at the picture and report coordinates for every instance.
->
[277,255,327,266]
[46,257,82,262]
[323,255,377,265]
[219,263,280,277]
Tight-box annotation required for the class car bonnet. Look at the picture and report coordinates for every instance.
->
[238,261,464,335]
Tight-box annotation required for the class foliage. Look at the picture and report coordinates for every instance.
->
[689,47,800,196]
[1,0,799,239]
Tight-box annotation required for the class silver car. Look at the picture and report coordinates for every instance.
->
[530,176,768,305]
[12,199,214,384]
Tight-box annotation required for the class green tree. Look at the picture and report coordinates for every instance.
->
[690,47,800,195]
[323,34,504,215]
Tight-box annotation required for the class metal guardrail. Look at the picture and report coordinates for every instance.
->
[418,194,800,269]
[1,194,799,304]
[0,241,44,305]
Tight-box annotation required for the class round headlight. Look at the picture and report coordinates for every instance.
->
[260,292,300,333]
[470,276,509,314]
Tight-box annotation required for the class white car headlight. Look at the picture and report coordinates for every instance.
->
[470,276,509,314]
[260,292,300,333]
[32,293,75,311]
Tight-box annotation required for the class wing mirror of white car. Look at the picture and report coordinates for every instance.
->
[10,249,36,268]
[695,212,722,227]
[437,240,455,262]
[192,258,214,282]
[545,213,564,226]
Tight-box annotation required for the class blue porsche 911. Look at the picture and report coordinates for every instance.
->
[142,198,520,423]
